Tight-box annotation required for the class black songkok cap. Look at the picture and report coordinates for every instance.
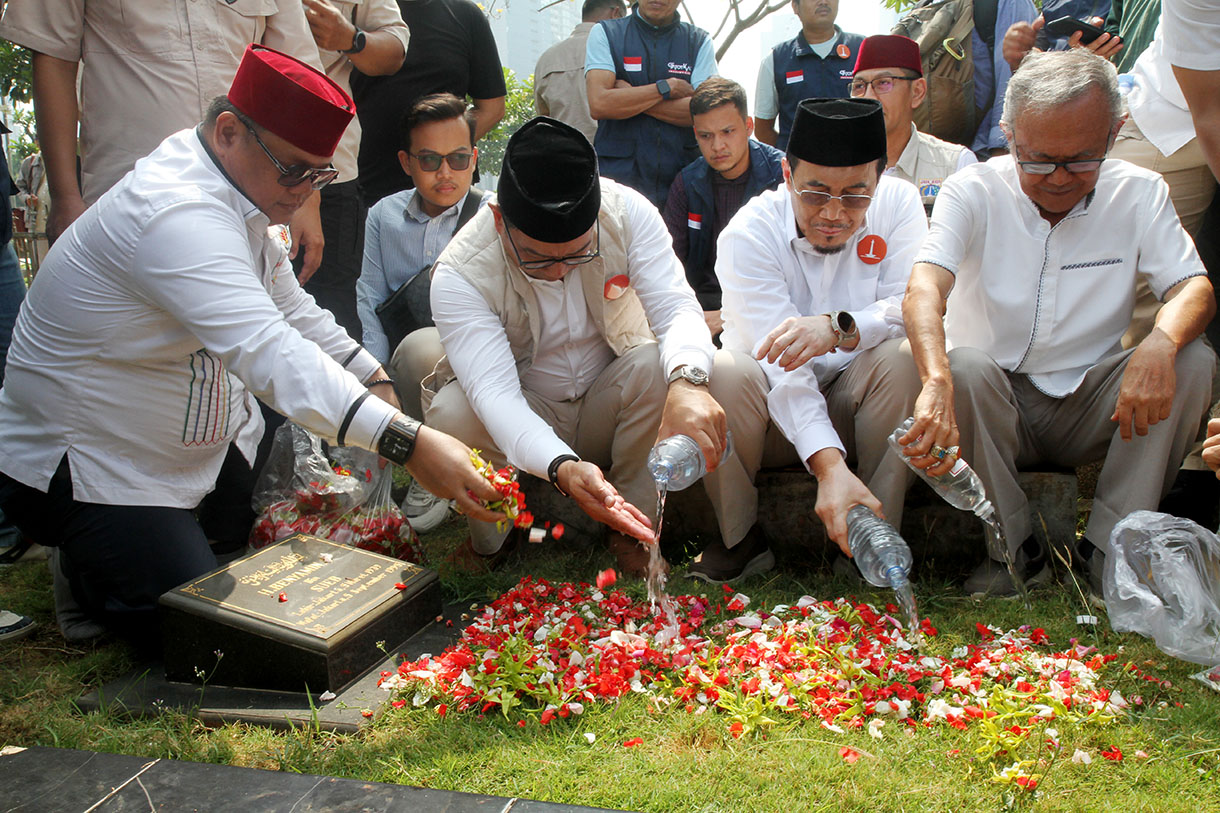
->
[497,117,601,243]
[787,98,887,167]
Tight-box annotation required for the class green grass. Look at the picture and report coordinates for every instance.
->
[3,520,1220,812]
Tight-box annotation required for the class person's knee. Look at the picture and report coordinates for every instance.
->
[615,342,668,404]
[948,346,1004,388]
[423,381,481,441]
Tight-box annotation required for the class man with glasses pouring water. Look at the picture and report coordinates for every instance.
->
[899,49,1215,598]
[0,46,504,644]
[704,97,927,582]
[423,117,748,577]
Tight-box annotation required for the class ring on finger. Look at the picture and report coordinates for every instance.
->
[929,445,949,460]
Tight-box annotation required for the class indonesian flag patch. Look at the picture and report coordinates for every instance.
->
[785,70,803,84]
[687,213,703,230]
[623,56,643,72]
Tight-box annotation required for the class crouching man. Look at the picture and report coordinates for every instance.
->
[900,50,1215,597]
[424,117,752,575]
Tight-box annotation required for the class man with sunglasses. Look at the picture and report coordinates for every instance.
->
[900,49,1215,598]
[0,46,503,645]
[706,98,927,581]
[424,117,742,577]
[851,35,976,218]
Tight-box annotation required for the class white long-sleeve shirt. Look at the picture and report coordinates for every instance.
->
[717,177,927,466]
[0,128,397,507]
[430,181,714,479]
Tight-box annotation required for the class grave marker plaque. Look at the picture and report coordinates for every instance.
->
[160,534,439,694]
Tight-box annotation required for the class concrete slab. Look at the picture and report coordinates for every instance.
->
[0,745,619,812]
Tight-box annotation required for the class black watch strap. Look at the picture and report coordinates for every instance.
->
[547,454,580,497]
[377,416,420,465]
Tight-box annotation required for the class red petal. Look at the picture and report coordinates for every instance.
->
[552,523,565,540]
[278,592,287,603]
[596,568,617,589]
[622,737,643,747]
[839,746,860,764]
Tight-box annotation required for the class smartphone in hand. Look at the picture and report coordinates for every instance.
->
[1045,15,1106,45]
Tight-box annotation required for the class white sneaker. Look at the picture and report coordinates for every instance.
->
[0,610,35,643]
[402,479,452,533]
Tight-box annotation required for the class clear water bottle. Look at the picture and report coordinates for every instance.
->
[647,432,733,491]
[888,417,995,522]
[846,504,913,589]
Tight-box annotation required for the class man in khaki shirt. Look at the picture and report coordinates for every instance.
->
[298,0,409,338]
[850,35,976,217]
[534,0,624,143]
[0,0,323,260]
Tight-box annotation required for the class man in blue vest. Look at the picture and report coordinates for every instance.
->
[755,0,865,150]
[585,0,718,206]
[662,77,784,343]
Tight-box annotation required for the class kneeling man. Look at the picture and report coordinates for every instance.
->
[901,49,1216,597]
[425,117,736,574]
[699,97,928,581]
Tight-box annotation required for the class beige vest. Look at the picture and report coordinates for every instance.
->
[426,180,654,393]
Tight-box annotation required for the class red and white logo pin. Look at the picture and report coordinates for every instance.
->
[604,274,631,300]
[687,212,703,230]
[857,234,887,264]
[836,43,851,60]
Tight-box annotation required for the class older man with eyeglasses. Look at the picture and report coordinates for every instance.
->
[900,49,1216,599]
[424,117,751,577]
[705,97,927,581]
[0,46,505,645]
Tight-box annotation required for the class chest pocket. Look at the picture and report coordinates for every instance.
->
[85,0,183,57]
[213,0,280,56]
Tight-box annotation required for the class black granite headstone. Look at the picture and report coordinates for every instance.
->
[159,534,440,694]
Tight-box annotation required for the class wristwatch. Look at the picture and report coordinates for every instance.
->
[376,416,420,465]
[829,311,859,347]
[342,26,367,54]
[656,79,672,100]
[667,365,709,386]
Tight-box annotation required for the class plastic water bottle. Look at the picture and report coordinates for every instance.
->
[647,432,733,491]
[846,504,913,589]
[888,417,995,522]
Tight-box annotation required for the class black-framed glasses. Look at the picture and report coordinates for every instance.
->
[795,188,873,211]
[409,151,475,172]
[1016,157,1107,175]
[246,124,338,190]
[505,221,600,271]
[849,75,917,96]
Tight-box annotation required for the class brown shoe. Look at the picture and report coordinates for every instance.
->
[607,532,669,579]
[685,524,774,584]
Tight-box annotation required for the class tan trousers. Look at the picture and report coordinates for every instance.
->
[947,340,1215,559]
[1112,117,1217,348]
[387,327,444,421]
[704,339,921,549]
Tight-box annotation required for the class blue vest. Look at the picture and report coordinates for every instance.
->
[771,27,864,151]
[679,139,785,310]
[594,10,710,207]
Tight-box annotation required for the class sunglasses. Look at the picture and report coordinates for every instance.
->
[849,75,917,96]
[247,124,338,190]
[409,151,475,172]
[794,189,874,211]
[1016,158,1106,175]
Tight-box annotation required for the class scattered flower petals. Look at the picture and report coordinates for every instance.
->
[623,737,643,748]
[1072,749,1093,765]
[839,746,860,764]
[318,690,336,702]
[1134,750,1149,759]
[867,718,885,740]
[278,592,287,603]
[360,709,374,718]
[552,523,565,540]
[729,721,744,739]
[319,552,333,563]
[596,569,617,589]
[584,732,596,744]
[1101,746,1123,761]
[529,528,546,544]
[394,582,407,590]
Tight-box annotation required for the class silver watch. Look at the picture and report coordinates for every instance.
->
[667,365,709,386]
[829,311,858,347]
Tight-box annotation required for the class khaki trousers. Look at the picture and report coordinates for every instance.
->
[388,327,444,421]
[704,339,921,549]
[947,340,1215,559]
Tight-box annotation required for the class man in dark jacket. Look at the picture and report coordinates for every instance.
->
[663,77,784,342]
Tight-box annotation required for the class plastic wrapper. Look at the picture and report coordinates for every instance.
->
[1105,510,1220,666]
[249,422,421,563]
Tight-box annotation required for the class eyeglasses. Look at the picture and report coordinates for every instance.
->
[409,151,475,172]
[849,75,917,96]
[794,188,873,211]
[1016,157,1106,175]
[246,124,338,190]
[505,221,600,271]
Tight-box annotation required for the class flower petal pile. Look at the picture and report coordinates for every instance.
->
[381,577,1131,784]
